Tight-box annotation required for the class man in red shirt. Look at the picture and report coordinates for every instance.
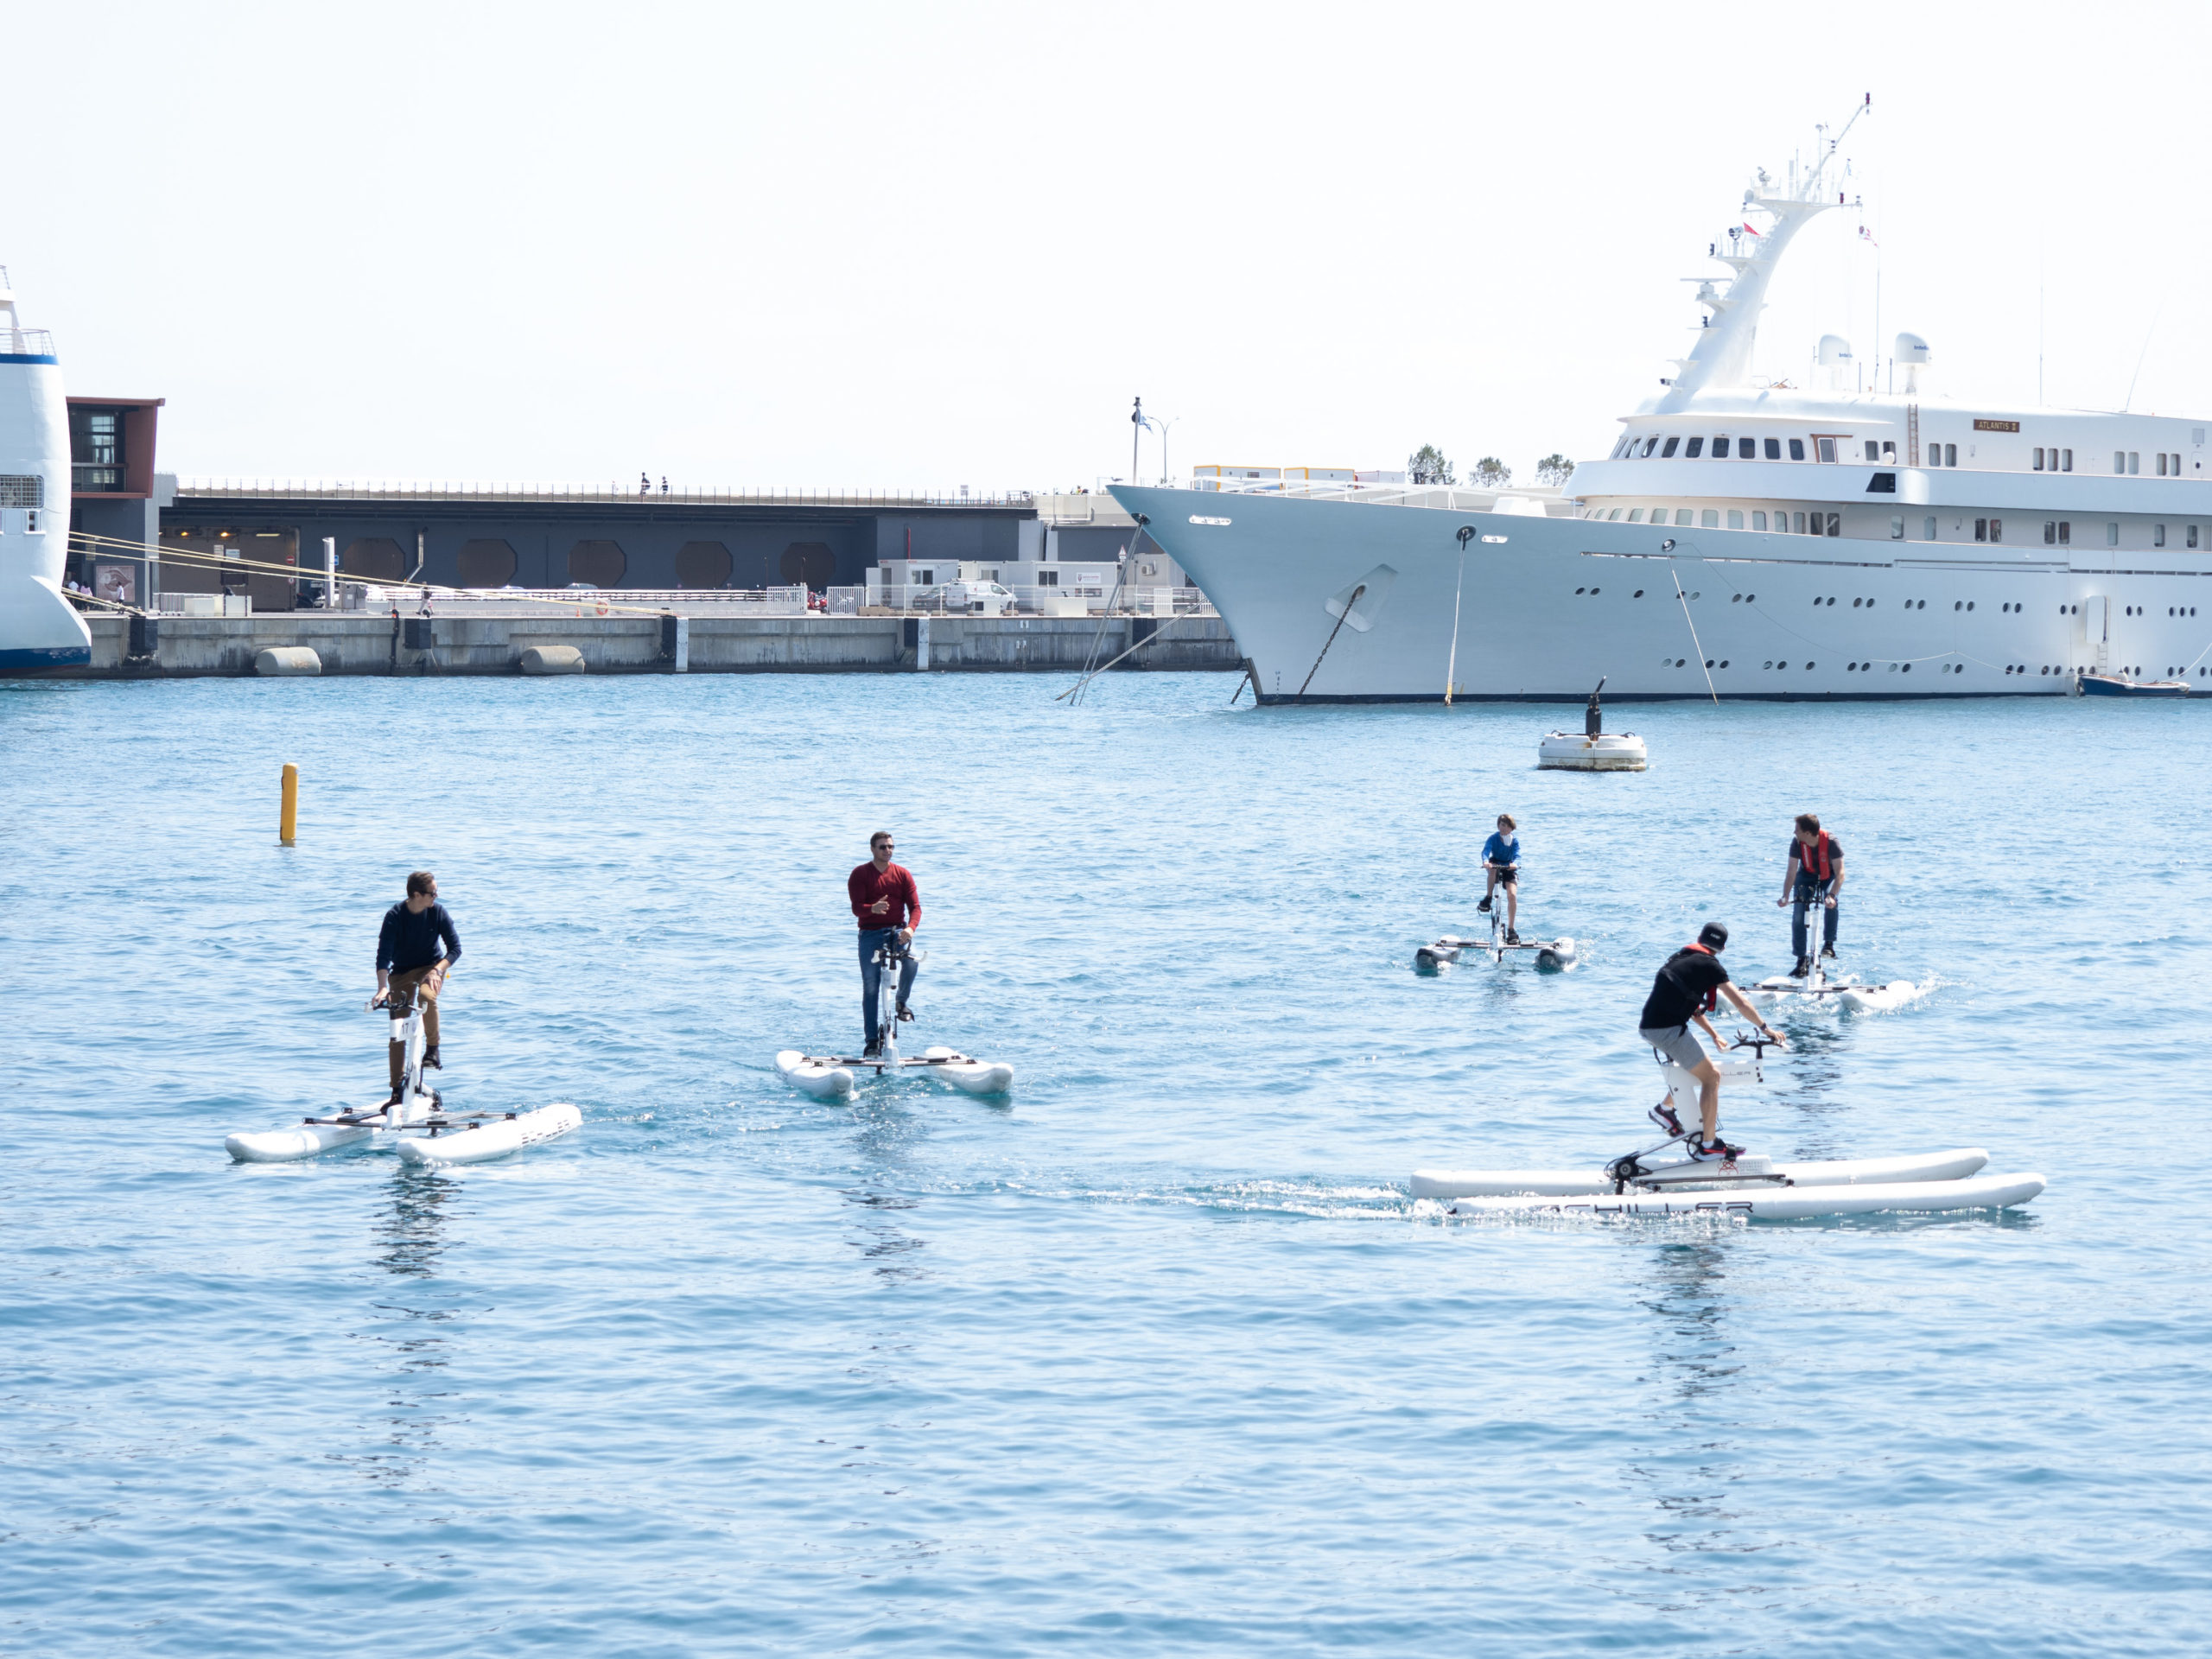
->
[849,830,922,1057]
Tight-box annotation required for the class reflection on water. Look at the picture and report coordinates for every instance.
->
[376,1166,458,1279]
[334,1168,468,1487]
[843,1189,928,1283]
[1629,1240,1749,1565]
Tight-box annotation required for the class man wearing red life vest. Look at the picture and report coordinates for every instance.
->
[1637,921,1783,1160]
[1777,812,1847,979]
[849,830,921,1058]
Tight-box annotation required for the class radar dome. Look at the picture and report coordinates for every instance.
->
[1817,334,1853,365]
[1894,333,1932,365]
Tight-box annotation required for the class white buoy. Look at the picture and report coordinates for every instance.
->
[1540,677,1646,770]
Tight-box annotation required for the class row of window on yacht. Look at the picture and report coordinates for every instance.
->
[1611,433,2202,478]
[1584,503,2209,549]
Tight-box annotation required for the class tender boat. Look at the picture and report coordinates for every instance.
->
[2079,671,2190,698]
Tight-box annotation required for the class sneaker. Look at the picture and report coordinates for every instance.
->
[1648,1101,1685,1137]
[1792,956,1812,979]
[1821,944,1838,960]
[423,1046,442,1070]
[895,1003,915,1023]
[861,1039,882,1059]
[1505,930,1522,945]
[385,1085,405,1106]
[1689,1135,1745,1161]
[1477,897,1492,913]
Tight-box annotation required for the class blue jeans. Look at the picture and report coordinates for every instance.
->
[858,928,918,1043]
[1791,880,1839,957]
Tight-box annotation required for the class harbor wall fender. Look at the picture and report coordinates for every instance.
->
[254,646,322,677]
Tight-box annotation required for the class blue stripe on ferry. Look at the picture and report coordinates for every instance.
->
[0,353,60,365]
[0,645,92,670]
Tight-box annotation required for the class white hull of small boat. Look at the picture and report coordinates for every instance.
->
[1751,973,1921,1012]
[395,1103,582,1166]
[1412,1147,1990,1200]
[776,1049,856,1099]
[774,1045,1013,1098]
[226,1105,394,1163]
[1539,732,1646,771]
[1438,1172,2044,1219]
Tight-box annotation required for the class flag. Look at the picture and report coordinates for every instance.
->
[1740,221,1762,238]
[1859,225,1878,248]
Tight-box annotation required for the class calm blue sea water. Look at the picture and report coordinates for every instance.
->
[3,671,2209,1657]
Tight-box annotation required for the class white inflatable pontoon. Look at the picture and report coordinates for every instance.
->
[1415,933,1578,973]
[226,1000,579,1165]
[778,940,1013,1100]
[1413,1147,1990,1199]
[1750,966,1921,1012]
[1437,1173,2044,1219]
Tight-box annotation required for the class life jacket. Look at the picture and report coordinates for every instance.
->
[1795,831,1834,883]
[1680,942,1720,1013]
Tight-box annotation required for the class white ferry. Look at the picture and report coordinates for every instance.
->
[1112,105,2209,702]
[0,266,88,671]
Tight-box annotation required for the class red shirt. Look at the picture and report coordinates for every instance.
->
[849,861,921,931]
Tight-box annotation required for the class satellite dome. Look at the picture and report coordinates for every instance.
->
[1894,332,1932,365]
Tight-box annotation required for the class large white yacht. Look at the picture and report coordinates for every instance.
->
[0,266,88,671]
[1113,109,2210,701]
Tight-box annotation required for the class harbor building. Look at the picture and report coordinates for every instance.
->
[156,481,1051,610]
[65,396,167,608]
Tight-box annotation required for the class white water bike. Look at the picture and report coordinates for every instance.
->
[1408,1032,2044,1218]
[1749,891,1920,1013]
[226,996,581,1166]
[776,938,1013,1101]
[1415,876,1579,974]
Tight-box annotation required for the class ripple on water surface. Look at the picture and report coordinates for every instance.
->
[3,674,2209,1656]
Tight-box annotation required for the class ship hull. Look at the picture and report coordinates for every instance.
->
[0,348,89,672]
[1109,486,2204,702]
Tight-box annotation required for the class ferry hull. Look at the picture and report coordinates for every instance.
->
[1109,486,2199,703]
[0,340,86,673]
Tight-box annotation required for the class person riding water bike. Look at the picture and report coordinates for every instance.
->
[1637,921,1783,1160]
[372,871,461,1105]
[848,830,920,1058]
[1777,812,1846,979]
[1477,814,1522,944]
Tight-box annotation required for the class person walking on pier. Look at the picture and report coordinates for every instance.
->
[374,872,461,1103]
[849,831,921,1058]
[1777,812,1846,978]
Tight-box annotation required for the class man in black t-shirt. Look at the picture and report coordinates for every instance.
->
[1777,812,1846,978]
[1637,921,1781,1160]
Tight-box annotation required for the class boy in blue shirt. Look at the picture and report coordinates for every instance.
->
[1478,813,1521,944]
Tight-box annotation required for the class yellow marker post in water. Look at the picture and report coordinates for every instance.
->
[279,763,299,845]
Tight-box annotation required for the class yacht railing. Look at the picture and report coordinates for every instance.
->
[3,327,56,356]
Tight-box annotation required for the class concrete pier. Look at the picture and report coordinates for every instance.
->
[59,612,1241,679]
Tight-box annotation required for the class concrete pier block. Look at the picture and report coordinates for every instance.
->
[254,646,322,677]
[519,645,587,675]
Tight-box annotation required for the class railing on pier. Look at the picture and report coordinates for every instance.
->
[175,478,1037,508]
[830,583,1215,618]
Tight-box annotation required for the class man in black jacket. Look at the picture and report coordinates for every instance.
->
[375,871,461,1103]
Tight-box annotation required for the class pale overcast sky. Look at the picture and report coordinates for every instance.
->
[10,1,2209,492]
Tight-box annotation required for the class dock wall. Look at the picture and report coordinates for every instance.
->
[58,613,1241,679]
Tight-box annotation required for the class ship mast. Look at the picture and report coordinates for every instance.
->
[1657,96,1870,409]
